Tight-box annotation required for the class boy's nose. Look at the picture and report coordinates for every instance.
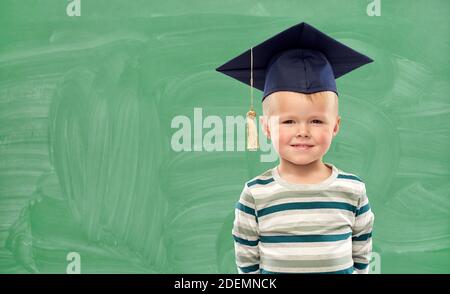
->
[295,127,310,137]
[296,132,310,138]
[295,124,310,137]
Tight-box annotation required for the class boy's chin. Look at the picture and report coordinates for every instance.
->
[281,156,320,166]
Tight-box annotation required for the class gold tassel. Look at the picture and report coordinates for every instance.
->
[246,109,258,151]
[246,47,259,151]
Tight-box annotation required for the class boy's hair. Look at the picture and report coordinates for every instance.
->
[262,91,339,117]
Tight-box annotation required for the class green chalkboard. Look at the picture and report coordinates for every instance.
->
[0,0,449,274]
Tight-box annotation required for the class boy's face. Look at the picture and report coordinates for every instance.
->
[261,91,341,166]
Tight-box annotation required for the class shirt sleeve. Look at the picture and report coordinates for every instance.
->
[232,184,260,274]
[352,183,375,274]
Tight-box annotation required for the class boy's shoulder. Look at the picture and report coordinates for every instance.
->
[242,164,367,197]
[243,167,276,190]
[332,166,367,196]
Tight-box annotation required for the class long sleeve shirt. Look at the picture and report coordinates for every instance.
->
[232,163,374,274]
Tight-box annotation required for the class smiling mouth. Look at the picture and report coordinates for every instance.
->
[290,144,314,149]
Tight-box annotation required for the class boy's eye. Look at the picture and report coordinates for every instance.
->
[282,119,323,124]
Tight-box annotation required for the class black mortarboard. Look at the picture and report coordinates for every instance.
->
[216,22,373,101]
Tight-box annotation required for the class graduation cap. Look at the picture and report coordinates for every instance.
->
[215,22,373,151]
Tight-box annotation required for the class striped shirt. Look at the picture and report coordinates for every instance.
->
[232,163,374,274]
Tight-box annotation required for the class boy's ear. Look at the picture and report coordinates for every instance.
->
[260,116,271,139]
[332,116,341,137]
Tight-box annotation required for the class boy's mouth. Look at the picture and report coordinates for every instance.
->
[290,144,314,150]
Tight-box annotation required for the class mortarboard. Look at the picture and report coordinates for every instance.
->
[215,22,373,151]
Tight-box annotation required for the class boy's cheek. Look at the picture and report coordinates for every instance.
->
[279,126,296,140]
[315,131,334,147]
[275,130,293,149]
[323,128,335,141]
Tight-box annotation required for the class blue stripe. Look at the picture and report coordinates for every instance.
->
[236,202,256,216]
[260,232,351,243]
[233,234,259,246]
[247,178,274,187]
[353,262,369,270]
[235,202,258,223]
[356,203,371,216]
[352,232,372,241]
[337,174,363,182]
[239,264,259,273]
[260,266,354,274]
[258,201,357,217]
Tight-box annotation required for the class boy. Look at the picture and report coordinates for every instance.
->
[216,22,375,274]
